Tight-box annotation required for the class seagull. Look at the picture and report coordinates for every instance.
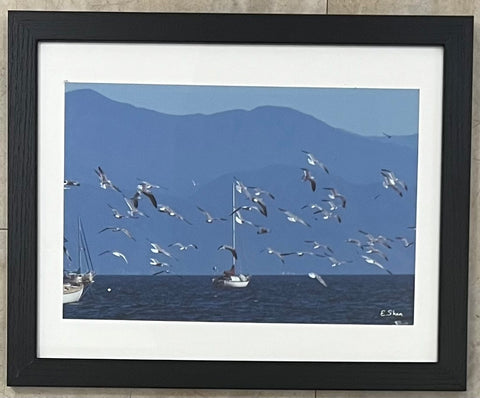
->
[247,186,276,200]
[381,169,408,196]
[123,191,147,218]
[107,204,126,219]
[234,212,256,227]
[137,178,167,190]
[358,230,392,249]
[149,242,176,260]
[98,226,135,240]
[197,206,227,223]
[255,225,270,235]
[217,245,237,260]
[304,240,334,254]
[282,251,320,258]
[234,178,252,200]
[308,272,328,287]
[364,247,389,261]
[251,196,268,217]
[94,166,121,192]
[322,200,339,211]
[137,183,158,208]
[314,209,342,223]
[99,250,128,264]
[261,247,288,264]
[302,150,329,174]
[323,188,347,208]
[64,179,80,189]
[396,237,415,247]
[278,208,311,227]
[230,205,262,215]
[327,256,351,267]
[168,242,198,251]
[382,132,392,139]
[149,258,170,267]
[346,238,362,247]
[157,204,192,224]
[301,168,316,192]
[152,270,170,276]
[301,203,324,212]
[361,255,393,275]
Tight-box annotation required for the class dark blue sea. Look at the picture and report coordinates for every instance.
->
[63,275,414,325]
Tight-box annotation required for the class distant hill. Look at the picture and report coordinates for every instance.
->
[64,89,418,276]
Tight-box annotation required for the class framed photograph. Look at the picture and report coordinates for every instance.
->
[8,12,472,390]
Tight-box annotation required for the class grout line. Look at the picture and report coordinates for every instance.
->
[0,228,6,231]
[326,0,329,14]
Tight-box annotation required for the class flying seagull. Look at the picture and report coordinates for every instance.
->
[381,169,408,197]
[361,255,393,275]
[217,245,238,260]
[94,166,121,192]
[323,187,347,208]
[152,270,170,276]
[314,209,342,223]
[149,258,170,267]
[123,191,147,218]
[98,226,135,241]
[149,242,177,260]
[107,204,126,219]
[302,150,329,174]
[247,186,276,200]
[168,242,198,251]
[261,247,288,264]
[308,272,328,288]
[278,208,311,227]
[197,206,227,223]
[137,178,167,190]
[157,204,192,224]
[64,179,80,189]
[396,237,415,247]
[327,256,352,267]
[302,203,324,212]
[301,168,316,192]
[99,250,128,264]
[346,238,362,247]
[137,182,158,208]
[364,247,389,261]
[304,240,334,254]
[282,251,320,258]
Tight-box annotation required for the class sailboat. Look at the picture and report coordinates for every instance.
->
[63,219,96,304]
[212,184,251,288]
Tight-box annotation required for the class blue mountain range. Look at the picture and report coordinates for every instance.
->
[64,89,418,276]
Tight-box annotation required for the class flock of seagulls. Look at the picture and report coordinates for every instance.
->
[65,145,415,282]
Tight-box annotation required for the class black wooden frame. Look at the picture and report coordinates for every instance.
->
[8,11,473,390]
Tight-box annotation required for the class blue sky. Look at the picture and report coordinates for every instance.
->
[66,83,419,137]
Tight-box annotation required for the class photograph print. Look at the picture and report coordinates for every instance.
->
[63,83,418,325]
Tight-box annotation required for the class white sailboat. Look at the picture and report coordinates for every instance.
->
[63,219,96,304]
[212,184,251,288]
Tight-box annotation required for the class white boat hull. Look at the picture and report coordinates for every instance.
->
[63,284,84,304]
[221,280,250,288]
[212,274,250,288]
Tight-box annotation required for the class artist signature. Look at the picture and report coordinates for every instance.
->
[379,309,404,317]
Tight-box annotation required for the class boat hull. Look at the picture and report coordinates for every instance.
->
[63,284,84,304]
[212,274,250,288]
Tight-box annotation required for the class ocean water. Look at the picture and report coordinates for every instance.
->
[63,275,414,325]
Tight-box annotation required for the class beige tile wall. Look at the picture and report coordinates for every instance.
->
[2,0,478,397]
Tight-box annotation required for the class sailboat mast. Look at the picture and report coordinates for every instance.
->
[232,183,236,266]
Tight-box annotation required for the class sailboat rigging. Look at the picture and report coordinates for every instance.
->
[63,219,96,303]
[212,184,251,288]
